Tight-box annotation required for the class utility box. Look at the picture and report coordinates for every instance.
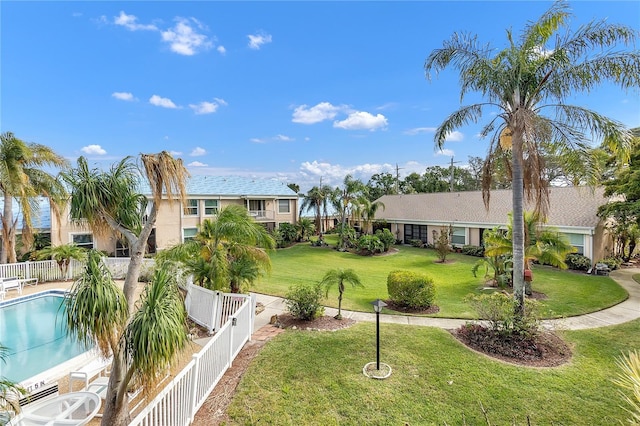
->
[524,269,533,282]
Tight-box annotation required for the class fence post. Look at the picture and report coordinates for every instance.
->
[249,293,256,340]
[188,353,201,423]
[213,291,222,332]
[228,317,235,368]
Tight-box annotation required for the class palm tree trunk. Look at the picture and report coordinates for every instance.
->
[511,126,526,316]
[1,195,17,264]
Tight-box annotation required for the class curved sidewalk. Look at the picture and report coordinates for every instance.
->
[254,268,640,332]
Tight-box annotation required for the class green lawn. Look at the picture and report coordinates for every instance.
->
[255,242,627,319]
[225,319,640,425]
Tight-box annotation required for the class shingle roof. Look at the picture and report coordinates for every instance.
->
[140,175,298,197]
[375,187,608,229]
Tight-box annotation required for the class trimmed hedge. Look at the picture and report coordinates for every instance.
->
[387,270,435,309]
[461,245,484,257]
[285,283,325,320]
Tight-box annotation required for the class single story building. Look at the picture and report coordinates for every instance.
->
[374,186,612,262]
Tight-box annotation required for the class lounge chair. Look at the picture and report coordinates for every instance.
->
[68,356,113,392]
[0,277,23,296]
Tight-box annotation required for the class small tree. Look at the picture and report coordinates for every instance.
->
[36,243,87,280]
[432,225,453,262]
[614,350,640,424]
[296,218,315,242]
[321,268,363,320]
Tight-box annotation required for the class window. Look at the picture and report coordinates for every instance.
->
[204,200,219,216]
[404,224,428,243]
[451,227,466,246]
[72,233,94,249]
[278,199,290,214]
[564,233,584,255]
[249,200,266,218]
[183,228,197,242]
[115,240,129,257]
[183,199,198,216]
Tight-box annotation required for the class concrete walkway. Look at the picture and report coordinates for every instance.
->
[253,268,640,332]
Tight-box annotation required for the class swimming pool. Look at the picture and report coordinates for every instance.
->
[0,291,90,383]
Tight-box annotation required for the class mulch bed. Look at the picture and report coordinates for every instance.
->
[274,313,357,331]
[454,324,572,367]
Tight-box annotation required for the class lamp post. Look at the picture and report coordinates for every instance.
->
[371,299,387,370]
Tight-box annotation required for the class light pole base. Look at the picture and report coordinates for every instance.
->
[363,362,392,379]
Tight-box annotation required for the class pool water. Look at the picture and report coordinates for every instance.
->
[0,295,90,383]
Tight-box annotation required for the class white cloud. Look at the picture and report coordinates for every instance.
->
[161,17,212,56]
[114,11,157,31]
[188,161,208,167]
[247,32,272,50]
[275,134,294,142]
[189,98,227,115]
[149,95,178,109]
[444,131,464,142]
[292,102,344,124]
[376,102,398,111]
[436,148,455,157]
[250,138,266,144]
[190,147,206,156]
[169,150,182,156]
[189,101,218,115]
[111,92,136,101]
[217,46,226,54]
[81,145,107,155]
[251,134,294,143]
[404,127,436,135]
[333,111,388,131]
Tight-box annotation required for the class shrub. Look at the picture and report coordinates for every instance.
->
[356,235,384,255]
[461,245,484,257]
[285,282,325,320]
[409,239,424,248]
[375,228,396,252]
[278,223,298,245]
[600,256,623,270]
[465,293,540,338]
[565,253,591,271]
[387,270,436,309]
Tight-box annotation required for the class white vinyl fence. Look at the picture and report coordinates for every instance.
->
[184,282,254,334]
[0,258,155,282]
[129,297,254,426]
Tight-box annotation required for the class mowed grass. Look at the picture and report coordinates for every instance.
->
[256,242,627,319]
[226,319,640,425]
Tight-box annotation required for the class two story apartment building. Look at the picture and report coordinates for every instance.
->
[42,175,298,256]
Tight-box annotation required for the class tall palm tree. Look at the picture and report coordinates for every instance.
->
[160,205,275,293]
[0,132,68,264]
[337,175,365,248]
[61,152,189,426]
[65,251,187,424]
[424,0,639,313]
[356,197,385,235]
[321,268,363,320]
[300,185,332,234]
[36,243,87,280]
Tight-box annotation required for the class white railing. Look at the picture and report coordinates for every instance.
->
[129,298,253,426]
[0,258,155,283]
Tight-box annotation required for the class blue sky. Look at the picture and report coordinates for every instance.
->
[2,1,639,192]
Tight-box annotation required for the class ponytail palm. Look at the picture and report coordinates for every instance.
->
[425,0,639,312]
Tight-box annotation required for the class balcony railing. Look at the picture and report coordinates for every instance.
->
[248,210,274,221]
